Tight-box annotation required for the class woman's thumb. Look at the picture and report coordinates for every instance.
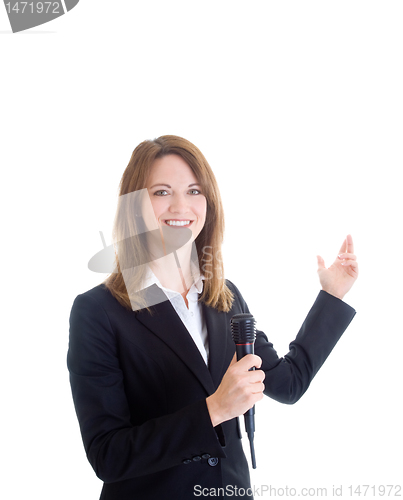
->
[317,255,325,270]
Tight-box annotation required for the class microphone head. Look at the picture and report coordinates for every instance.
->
[230,313,256,344]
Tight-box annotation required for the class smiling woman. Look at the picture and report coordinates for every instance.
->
[67,135,358,500]
[103,135,233,313]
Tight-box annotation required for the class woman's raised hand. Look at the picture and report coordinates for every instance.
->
[317,234,358,300]
[206,354,265,427]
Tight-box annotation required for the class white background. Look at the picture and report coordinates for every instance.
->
[1,1,402,498]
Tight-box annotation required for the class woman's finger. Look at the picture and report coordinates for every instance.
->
[337,234,354,256]
[346,234,354,254]
[251,382,265,394]
[338,253,357,261]
[340,260,359,270]
[338,237,347,255]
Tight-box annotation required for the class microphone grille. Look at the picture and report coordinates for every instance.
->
[230,313,256,343]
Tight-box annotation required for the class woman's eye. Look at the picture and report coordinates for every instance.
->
[189,189,201,195]
[154,190,168,196]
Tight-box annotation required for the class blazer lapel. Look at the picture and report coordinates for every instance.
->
[135,285,215,395]
[203,302,235,390]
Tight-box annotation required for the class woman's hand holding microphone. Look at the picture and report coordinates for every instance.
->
[206,354,265,427]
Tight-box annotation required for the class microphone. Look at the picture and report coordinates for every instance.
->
[230,313,257,469]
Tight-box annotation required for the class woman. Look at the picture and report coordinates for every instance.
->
[68,135,358,499]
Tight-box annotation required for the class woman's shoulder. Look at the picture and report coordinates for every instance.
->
[224,279,250,313]
[224,278,240,295]
[69,283,137,339]
[224,279,246,299]
[70,283,125,318]
[73,283,110,305]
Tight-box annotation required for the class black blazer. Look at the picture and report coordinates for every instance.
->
[67,280,356,499]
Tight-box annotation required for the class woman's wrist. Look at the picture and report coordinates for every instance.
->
[321,287,344,301]
[206,395,224,427]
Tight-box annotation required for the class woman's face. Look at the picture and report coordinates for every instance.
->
[145,154,207,241]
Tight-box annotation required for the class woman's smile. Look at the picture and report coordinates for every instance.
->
[164,219,194,227]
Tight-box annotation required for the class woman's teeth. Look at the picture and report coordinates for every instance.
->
[165,220,191,226]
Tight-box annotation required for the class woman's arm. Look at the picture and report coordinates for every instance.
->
[224,281,356,406]
[255,290,356,403]
[67,293,226,484]
[225,234,358,406]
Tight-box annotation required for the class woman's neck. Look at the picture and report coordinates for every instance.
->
[149,243,195,295]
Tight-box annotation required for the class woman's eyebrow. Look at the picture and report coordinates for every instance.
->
[149,183,171,189]
[149,183,201,189]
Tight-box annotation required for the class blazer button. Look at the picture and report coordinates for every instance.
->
[201,453,211,459]
[182,459,192,464]
[208,457,219,467]
[192,455,201,462]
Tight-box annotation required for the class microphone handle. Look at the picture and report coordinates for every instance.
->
[235,343,257,468]
[235,342,254,358]
[235,343,255,423]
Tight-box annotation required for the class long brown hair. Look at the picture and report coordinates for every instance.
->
[103,135,234,312]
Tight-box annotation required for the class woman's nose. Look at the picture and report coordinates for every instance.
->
[169,194,188,213]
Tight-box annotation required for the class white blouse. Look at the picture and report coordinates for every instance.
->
[142,268,209,365]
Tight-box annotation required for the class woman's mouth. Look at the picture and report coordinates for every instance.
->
[163,219,193,227]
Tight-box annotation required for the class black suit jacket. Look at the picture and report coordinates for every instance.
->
[67,281,356,499]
